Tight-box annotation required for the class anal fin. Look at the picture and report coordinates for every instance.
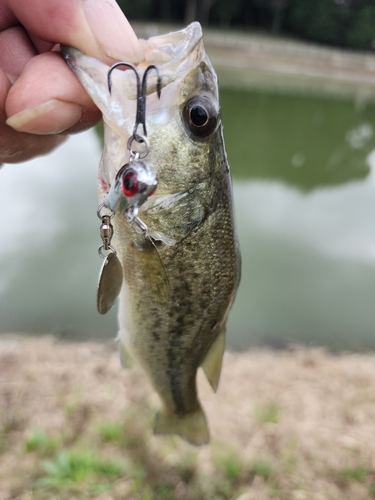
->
[118,339,136,369]
[201,327,225,392]
[154,405,209,446]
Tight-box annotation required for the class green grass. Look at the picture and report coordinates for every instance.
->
[217,453,243,481]
[25,429,58,453]
[34,449,126,490]
[279,436,298,473]
[23,423,373,500]
[64,401,79,416]
[254,401,282,424]
[339,464,371,483]
[97,421,124,444]
[28,420,277,500]
[251,458,274,481]
[368,483,375,498]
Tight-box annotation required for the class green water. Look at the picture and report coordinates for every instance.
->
[221,89,373,189]
[222,89,375,350]
[1,87,375,350]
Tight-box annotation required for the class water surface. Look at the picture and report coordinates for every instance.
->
[1,88,375,350]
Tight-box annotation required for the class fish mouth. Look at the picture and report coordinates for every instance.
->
[62,22,205,95]
[62,22,217,187]
[62,22,213,142]
[139,22,204,79]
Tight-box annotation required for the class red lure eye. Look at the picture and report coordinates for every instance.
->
[122,171,139,197]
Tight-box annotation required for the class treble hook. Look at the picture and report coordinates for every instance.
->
[107,62,162,142]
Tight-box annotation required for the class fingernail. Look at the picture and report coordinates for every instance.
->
[6,100,83,134]
[83,0,144,63]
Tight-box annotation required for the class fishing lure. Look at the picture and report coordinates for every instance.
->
[96,63,161,315]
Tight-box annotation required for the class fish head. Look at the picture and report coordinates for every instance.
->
[63,22,221,202]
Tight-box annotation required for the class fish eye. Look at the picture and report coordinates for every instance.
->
[183,96,218,137]
[191,105,208,127]
[122,170,139,197]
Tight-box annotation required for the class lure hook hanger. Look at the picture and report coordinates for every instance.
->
[107,62,161,142]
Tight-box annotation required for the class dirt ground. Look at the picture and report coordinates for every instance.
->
[1,335,375,499]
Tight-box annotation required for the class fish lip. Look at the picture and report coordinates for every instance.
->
[62,22,218,184]
[62,23,209,113]
[145,22,203,57]
[61,45,76,62]
[61,45,87,76]
[62,22,204,73]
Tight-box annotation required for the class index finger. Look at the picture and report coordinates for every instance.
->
[8,0,144,63]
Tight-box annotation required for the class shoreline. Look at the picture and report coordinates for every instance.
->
[134,22,375,99]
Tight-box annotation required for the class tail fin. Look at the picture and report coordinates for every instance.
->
[154,406,209,446]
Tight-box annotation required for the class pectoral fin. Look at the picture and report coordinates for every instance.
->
[201,327,225,392]
[154,405,209,446]
[137,238,170,307]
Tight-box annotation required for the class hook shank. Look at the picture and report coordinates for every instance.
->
[107,62,162,141]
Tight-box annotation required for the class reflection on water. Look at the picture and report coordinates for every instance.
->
[221,89,374,189]
[221,89,375,349]
[229,174,375,350]
[1,88,375,350]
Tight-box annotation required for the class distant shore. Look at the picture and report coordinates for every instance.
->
[134,22,375,99]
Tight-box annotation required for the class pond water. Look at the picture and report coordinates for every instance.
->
[1,87,375,350]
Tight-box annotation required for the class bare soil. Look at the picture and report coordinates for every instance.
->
[1,335,375,499]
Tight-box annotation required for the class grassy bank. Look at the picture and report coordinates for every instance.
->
[1,336,375,499]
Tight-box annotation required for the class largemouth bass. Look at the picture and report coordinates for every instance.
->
[64,22,240,445]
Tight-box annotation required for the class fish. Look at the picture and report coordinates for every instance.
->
[63,22,241,445]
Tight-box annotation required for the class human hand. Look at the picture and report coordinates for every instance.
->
[1,0,144,163]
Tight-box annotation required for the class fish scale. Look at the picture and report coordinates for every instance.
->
[64,22,240,445]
